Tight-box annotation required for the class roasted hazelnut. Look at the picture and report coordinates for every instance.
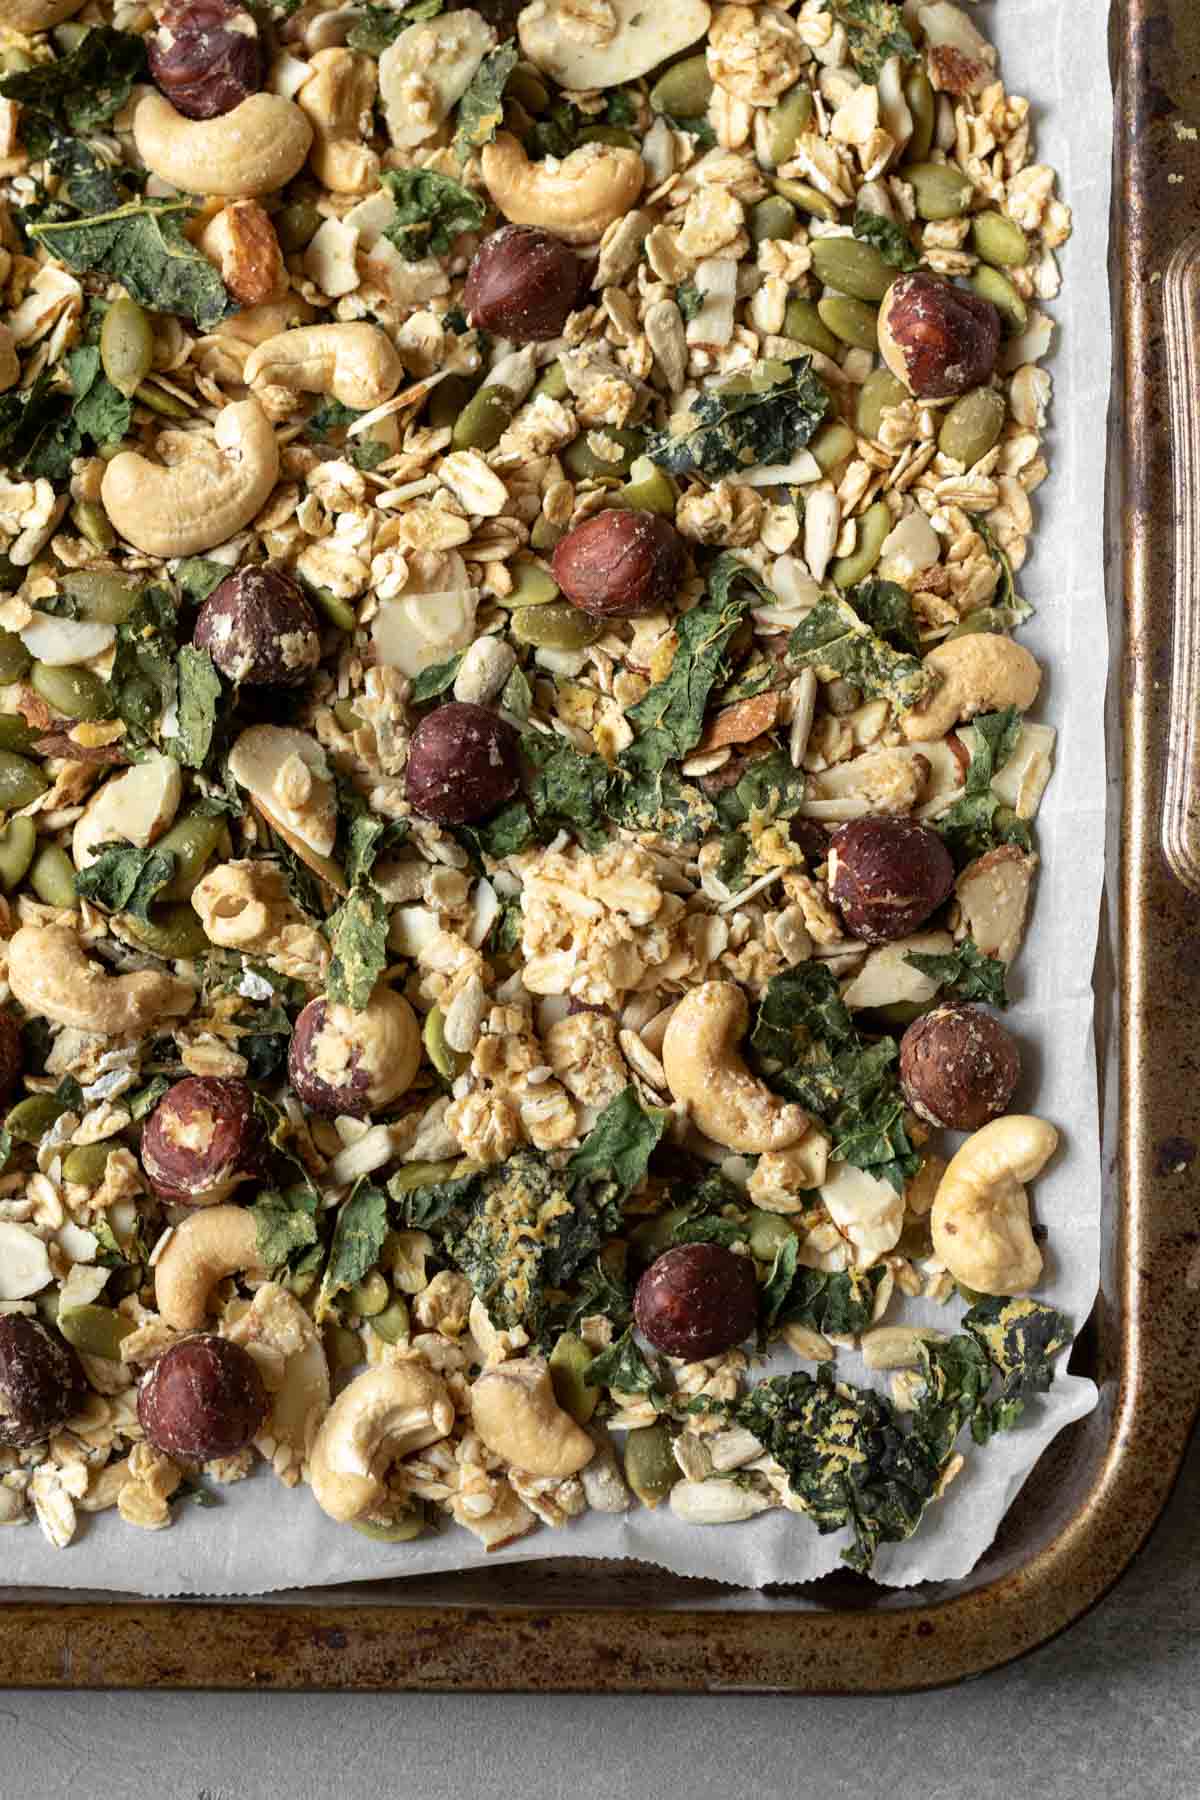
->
[138,1334,268,1460]
[553,511,686,618]
[828,817,955,943]
[194,565,320,687]
[878,272,1001,400]
[900,1003,1021,1131]
[464,226,584,342]
[288,988,421,1117]
[147,0,263,121]
[405,701,521,825]
[0,1008,23,1106]
[0,1314,85,1448]
[633,1243,759,1360]
[141,1076,259,1205]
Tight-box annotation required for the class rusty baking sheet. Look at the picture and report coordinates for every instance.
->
[2,0,1199,1692]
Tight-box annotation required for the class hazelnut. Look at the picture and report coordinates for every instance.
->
[288,988,421,1117]
[0,1008,23,1106]
[633,1243,759,1360]
[138,1334,268,1460]
[194,565,320,687]
[0,1315,86,1448]
[552,511,686,618]
[147,0,263,121]
[141,1076,259,1205]
[464,226,584,342]
[828,817,955,944]
[900,1003,1021,1131]
[405,701,521,826]
[878,272,1001,400]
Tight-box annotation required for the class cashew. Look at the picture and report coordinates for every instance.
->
[133,93,313,200]
[930,1114,1059,1295]
[153,1206,265,1331]
[470,1357,595,1478]
[8,926,195,1037]
[309,1362,455,1523]
[243,324,403,411]
[296,48,380,195]
[902,634,1042,743]
[661,981,810,1154]
[4,0,85,27]
[216,298,317,346]
[481,132,646,246]
[101,400,279,557]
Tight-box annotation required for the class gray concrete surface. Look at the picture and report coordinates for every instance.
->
[4,1430,1197,1800]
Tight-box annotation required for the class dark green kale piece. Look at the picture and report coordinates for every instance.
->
[647,359,829,480]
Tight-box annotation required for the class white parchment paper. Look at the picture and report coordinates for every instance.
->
[3,0,1110,1593]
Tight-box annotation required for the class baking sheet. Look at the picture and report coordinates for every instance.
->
[4,0,1109,1593]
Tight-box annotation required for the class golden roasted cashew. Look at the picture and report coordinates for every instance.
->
[100,399,279,557]
[4,0,85,27]
[8,926,195,1037]
[470,1356,595,1478]
[133,93,313,200]
[296,48,380,195]
[902,634,1042,743]
[481,132,646,245]
[154,1206,266,1331]
[930,1114,1059,1295]
[243,324,403,411]
[662,981,811,1154]
[309,1363,455,1523]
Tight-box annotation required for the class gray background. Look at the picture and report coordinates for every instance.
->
[3,1430,1196,1800]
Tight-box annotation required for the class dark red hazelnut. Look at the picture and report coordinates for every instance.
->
[147,0,263,121]
[194,565,320,687]
[141,1077,258,1205]
[552,511,686,618]
[138,1334,268,1461]
[634,1243,759,1360]
[405,701,521,825]
[828,817,955,944]
[899,1003,1021,1130]
[0,1008,23,1106]
[464,226,583,342]
[879,272,1001,400]
[0,1315,86,1448]
[288,989,421,1117]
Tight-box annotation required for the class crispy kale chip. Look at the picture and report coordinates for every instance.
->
[0,26,145,134]
[346,0,443,51]
[28,200,231,331]
[454,40,519,155]
[788,589,934,714]
[904,936,1009,1007]
[74,844,175,921]
[831,0,917,81]
[852,208,920,270]
[935,704,1034,865]
[315,1181,390,1321]
[326,885,391,1011]
[962,1295,1073,1439]
[647,358,829,479]
[381,168,487,259]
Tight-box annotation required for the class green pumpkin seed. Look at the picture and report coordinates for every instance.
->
[906,160,973,221]
[100,298,154,400]
[773,177,840,222]
[307,583,357,632]
[62,1143,115,1187]
[511,602,603,651]
[52,21,88,52]
[503,560,560,609]
[133,380,190,420]
[938,386,1007,466]
[0,714,37,754]
[0,48,33,72]
[325,1324,364,1371]
[333,699,364,732]
[61,569,139,624]
[0,630,30,683]
[507,62,549,114]
[563,427,644,482]
[351,1510,426,1542]
[765,84,814,165]
[817,293,879,351]
[614,457,678,517]
[782,298,839,359]
[971,209,1030,269]
[120,904,209,959]
[530,360,568,402]
[71,499,115,553]
[529,516,564,553]
[747,1209,797,1262]
[275,200,322,253]
[0,816,36,891]
[578,124,637,148]
[427,372,476,432]
[749,196,797,246]
[423,1005,469,1080]
[28,843,78,910]
[970,264,1028,334]
[58,1304,134,1362]
[808,420,857,475]
[650,54,712,119]
[832,499,892,588]
[348,1270,389,1317]
[369,1297,411,1345]
[629,1205,692,1262]
[902,67,935,163]
[812,236,895,304]
[947,607,1008,639]
[31,662,111,722]
[856,368,910,441]
[0,750,48,811]
[7,1093,72,1143]
[624,1422,678,1509]
[388,1158,460,1195]
[549,1332,598,1425]
[156,809,226,901]
[452,383,515,453]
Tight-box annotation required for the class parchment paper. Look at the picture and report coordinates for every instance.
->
[4,0,1110,1593]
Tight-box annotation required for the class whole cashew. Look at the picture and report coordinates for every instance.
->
[296,48,380,195]
[4,0,85,28]
[469,1357,595,1478]
[902,634,1042,743]
[154,1205,266,1330]
[133,93,313,200]
[662,981,811,1154]
[243,324,403,411]
[481,132,646,245]
[930,1114,1059,1295]
[309,1363,455,1523]
[101,399,279,557]
[8,926,195,1036]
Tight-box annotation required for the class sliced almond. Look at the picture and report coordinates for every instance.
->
[251,799,347,897]
[841,929,953,1011]
[697,690,781,752]
[955,844,1038,964]
[20,613,115,666]
[0,1220,52,1301]
[860,1324,948,1370]
[72,754,183,872]
[230,724,339,866]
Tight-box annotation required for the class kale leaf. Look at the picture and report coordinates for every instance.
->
[252,1184,321,1271]
[831,0,917,82]
[382,168,487,260]
[336,781,408,888]
[74,845,175,921]
[521,729,611,852]
[315,1181,390,1321]
[788,589,934,713]
[454,41,519,155]
[555,1256,633,1335]
[584,1326,667,1401]
[171,646,222,772]
[0,26,145,133]
[409,653,464,703]
[326,884,391,1011]
[28,200,230,330]
[712,747,811,833]
[934,704,1034,864]
[846,576,921,655]
[904,937,1009,1007]
[567,1085,667,1213]
[174,558,229,603]
[763,1243,886,1338]
[647,358,829,479]
[853,209,919,270]
[963,1296,1072,1439]
[676,280,703,322]
[346,0,443,51]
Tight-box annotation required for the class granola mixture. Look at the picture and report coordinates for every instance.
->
[0,0,1075,1576]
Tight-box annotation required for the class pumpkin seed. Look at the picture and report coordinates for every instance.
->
[423,1004,469,1080]
[369,1297,411,1345]
[61,569,139,624]
[624,1422,678,1509]
[530,516,564,552]
[817,293,879,351]
[511,602,603,651]
[808,420,857,475]
[348,1271,389,1317]
[0,554,20,592]
[831,499,892,588]
[31,662,111,722]
[782,298,839,358]
[614,458,678,517]
[650,54,712,119]
[902,67,935,163]
[629,1205,692,1262]
[765,84,814,165]
[58,1304,134,1361]
[971,209,1030,269]
[747,1209,796,1262]
[563,427,644,481]
[0,816,36,891]
[28,843,78,910]
[156,809,226,901]
[947,607,1008,639]
[549,1332,598,1425]
[428,373,477,432]
[749,196,797,246]
[325,1324,364,1371]
[451,383,515,452]
[333,699,364,732]
[134,380,190,420]
[970,264,1028,334]
[352,1510,426,1542]
[71,500,115,553]
[388,1158,460,1195]
[530,360,568,402]
[308,583,357,632]
[938,385,1007,466]
[7,1093,71,1143]
[856,368,910,441]
[503,560,560,609]
[275,200,322,253]
[0,714,37,754]
[812,236,895,304]
[0,630,30,683]
[0,750,48,811]
[578,124,637,148]
[906,160,973,221]
[120,904,209,959]
[100,297,155,399]
[507,62,549,114]
[62,1143,116,1186]
[773,177,840,222]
